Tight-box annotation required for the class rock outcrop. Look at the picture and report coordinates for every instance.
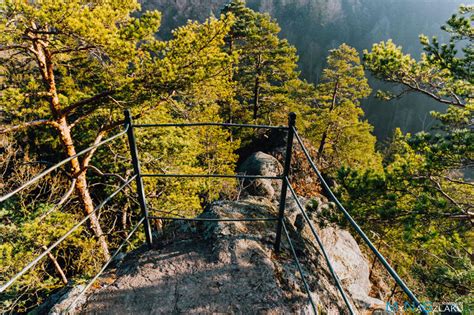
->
[61,153,386,314]
[77,198,306,314]
[237,151,283,200]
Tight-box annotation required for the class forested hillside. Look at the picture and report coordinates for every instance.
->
[0,0,472,313]
[140,0,466,139]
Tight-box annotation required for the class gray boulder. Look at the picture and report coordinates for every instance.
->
[238,151,283,200]
[32,284,86,315]
[319,227,385,311]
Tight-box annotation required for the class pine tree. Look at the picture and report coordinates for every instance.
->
[363,5,473,216]
[308,44,381,172]
[0,0,161,260]
[420,5,473,83]
[221,0,301,123]
[340,6,474,301]
[0,8,240,311]
[131,16,240,220]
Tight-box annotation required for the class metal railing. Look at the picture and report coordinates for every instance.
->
[0,110,295,313]
[286,178,355,313]
[0,176,137,293]
[0,114,146,314]
[0,126,129,203]
[65,216,146,312]
[0,110,427,315]
[291,126,428,315]
[126,109,294,249]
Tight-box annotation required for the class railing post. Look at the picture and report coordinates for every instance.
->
[274,112,296,253]
[124,109,153,247]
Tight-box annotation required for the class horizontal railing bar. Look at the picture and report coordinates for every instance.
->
[132,122,287,129]
[141,174,282,180]
[282,221,318,315]
[0,125,129,203]
[148,216,278,222]
[65,216,145,313]
[0,175,136,293]
[286,178,355,314]
[291,127,428,315]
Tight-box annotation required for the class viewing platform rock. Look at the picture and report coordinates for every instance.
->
[50,152,386,314]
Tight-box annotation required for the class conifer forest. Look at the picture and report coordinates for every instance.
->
[0,0,472,313]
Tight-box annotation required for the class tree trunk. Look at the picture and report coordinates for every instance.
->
[56,118,111,260]
[43,245,68,285]
[31,28,110,260]
[317,80,339,160]
[253,75,260,120]
[317,130,328,159]
[253,56,262,121]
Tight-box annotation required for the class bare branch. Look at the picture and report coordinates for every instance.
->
[23,91,53,98]
[37,178,77,221]
[86,165,127,183]
[42,245,68,285]
[443,176,474,187]
[80,130,107,170]
[0,44,29,51]
[27,29,60,35]
[0,119,59,134]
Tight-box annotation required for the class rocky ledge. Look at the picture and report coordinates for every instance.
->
[54,152,385,314]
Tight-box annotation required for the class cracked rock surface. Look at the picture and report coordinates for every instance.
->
[75,196,384,314]
[82,237,293,314]
[79,199,305,314]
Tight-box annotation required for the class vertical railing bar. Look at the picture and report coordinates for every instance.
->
[274,112,296,252]
[124,109,153,247]
[282,221,318,315]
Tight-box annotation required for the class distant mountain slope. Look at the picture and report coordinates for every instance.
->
[139,0,464,139]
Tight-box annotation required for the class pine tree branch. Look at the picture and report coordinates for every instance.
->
[429,176,473,219]
[442,176,474,187]
[77,98,168,170]
[61,90,115,116]
[402,80,466,107]
[86,165,128,183]
[52,45,96,55]
[94,98,169,133]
